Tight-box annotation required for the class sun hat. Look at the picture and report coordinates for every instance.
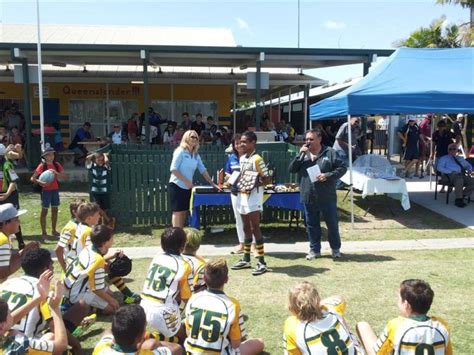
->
[0,203,27,223]
[41,147,55,157]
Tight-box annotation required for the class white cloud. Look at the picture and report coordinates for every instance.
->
[235,17,253,35]
[323,20,347,30]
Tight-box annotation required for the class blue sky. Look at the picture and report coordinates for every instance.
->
[0,0,469,83]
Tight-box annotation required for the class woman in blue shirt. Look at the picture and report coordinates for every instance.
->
[169,130,218,227]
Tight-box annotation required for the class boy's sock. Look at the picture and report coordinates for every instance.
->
[255,240,265,264]
[110,276,133,296]
[148,332,180,344]
[243,240,252,262]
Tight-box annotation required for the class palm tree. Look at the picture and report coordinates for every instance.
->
[436,0,474,28]
[394,17,461,48]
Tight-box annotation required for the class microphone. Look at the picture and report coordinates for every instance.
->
[299,143,310,160]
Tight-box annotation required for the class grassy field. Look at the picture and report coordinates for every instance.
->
[69,249,474,354]
[17,191,473,250]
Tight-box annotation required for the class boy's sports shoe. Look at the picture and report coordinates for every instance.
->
[124,292,141,305]
[252,262,267,276]
[231,260,251,270]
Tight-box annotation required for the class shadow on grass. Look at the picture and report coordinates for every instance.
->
[78,327,105,342]
[342,192,467,231]
[115,225,155,235]
[333,253,396,263]
[270,265,329,277]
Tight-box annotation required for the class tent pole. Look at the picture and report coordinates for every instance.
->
[347,114,354,227]
[429,115,434,189]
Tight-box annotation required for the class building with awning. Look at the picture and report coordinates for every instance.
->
[0,23,393,166]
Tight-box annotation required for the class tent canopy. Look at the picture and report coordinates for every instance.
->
[310,48,474,120]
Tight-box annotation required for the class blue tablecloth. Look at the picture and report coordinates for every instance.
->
[189,191,303,228]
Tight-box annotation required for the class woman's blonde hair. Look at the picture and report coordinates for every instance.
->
[288,281,323,322]
[179,130,200,155]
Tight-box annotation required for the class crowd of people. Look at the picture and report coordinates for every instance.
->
[396,113,473,208]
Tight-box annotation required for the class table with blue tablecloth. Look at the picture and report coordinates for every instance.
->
[189,189,304,229]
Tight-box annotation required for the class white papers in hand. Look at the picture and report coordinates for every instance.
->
[307,164,321,182]
[227,171,241,185]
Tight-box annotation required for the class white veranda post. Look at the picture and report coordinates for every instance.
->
[36,0,45,151]
[347,115,354,226]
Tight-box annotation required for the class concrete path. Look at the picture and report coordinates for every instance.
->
[405,178,474,230]
[114,237,474,259]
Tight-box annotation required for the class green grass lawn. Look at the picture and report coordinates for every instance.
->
[17,191,472,250]
[71,249,474,354]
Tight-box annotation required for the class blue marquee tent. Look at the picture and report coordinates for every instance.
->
[310,48,474,120]
[309,47,474,225]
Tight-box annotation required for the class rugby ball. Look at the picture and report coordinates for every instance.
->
[38,170,55,184]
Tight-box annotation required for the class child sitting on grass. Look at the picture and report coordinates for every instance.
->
[283,281,362,354]
[357,279,452,355]
[93,304,182,355]
[0,271,68,355]
[182,228,206,293]
[64,225,122,315]
[140,227,192,341]
[184,258,264,354]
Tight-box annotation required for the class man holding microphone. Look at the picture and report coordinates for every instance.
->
[289,128,347,260]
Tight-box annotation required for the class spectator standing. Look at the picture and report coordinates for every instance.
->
[436,143,474,207]
[127,113,139,144]
[2,103,25,132]
[169,130,219,228]
[289,128,347,260]
[146,107,167,144]
[30,148,67,240]
[333,117,361,166]
[432,120,455,165]
[108,124,127,145]
[397,118,420,178]
[0,144,25,249]
[0,126,9,146]
[452,113,465,149]
[191,113,206,136]
[419,114,432,178]
[69,122,94,165]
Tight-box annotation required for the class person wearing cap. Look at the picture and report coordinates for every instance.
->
[0,203,38,282]
[107,123,127,145]
[30,148,67,240]
[0,144,25,249]
[397,118,420,178]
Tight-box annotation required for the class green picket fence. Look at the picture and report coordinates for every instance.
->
[108,146,299,226]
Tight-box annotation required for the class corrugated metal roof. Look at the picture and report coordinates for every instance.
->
[0,23,236,47]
